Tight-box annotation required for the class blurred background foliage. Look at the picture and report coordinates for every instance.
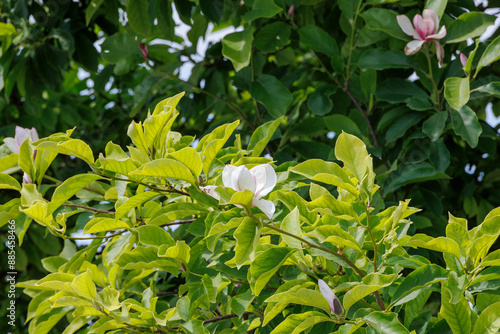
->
[0,0,499,331]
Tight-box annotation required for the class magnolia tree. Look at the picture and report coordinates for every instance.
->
[1,93,500,334]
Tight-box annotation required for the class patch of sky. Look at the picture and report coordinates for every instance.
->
[465,163,476,175]
[191,138,200,148]
[327,131,336,139]
[207,113,214,122]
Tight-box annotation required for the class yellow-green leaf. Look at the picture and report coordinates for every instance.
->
[130,158,196,184]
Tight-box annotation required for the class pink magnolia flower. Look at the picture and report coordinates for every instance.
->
[201,164,277,219]
[139,43,148,59]
[318,279,343,317]
[460,53,468,68]
[397,9,447,66]
[4,126,39,154]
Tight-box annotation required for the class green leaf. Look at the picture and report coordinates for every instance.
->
[324,115,362,138]
[0,172,21,190]
[0,22,16,36]
[71,271,97,300]
[158,240,191,264]
[305,224,363,254]
[101,33,141,63]
[85,0,104,25]
[130,158,196,184]
[36,139,94,165]
[248,117,284,157]
[30,308,70,334]
[242,0,282,21]
[218,188,254,208]
[392,264,448,304]
[168,147,202,178]
[476,35,500,76]
[251,75,293,118]
[19,139,35,182]
[475,82,500,98]
[450,106,482,148]
[361,8,408,40]
[472,301,500,334]
[126,0,151,35]
[422,111,448,142]
[364,312,410,334]
[291,159,358,196]
[383,163,451,195]
[231,289,255,317]
[307,194,359,222]
[96,287,121,311]
[440,285,471,334]
[403,234,461,259]
[115,191,161,219]
[385,112,425,144]
[307,84,336,116]
[343,273,398,312]
[202,273,231,304]
[280,208,302,249]
[444,77,470,110]
[376,78,428,103]
[222,28,253,71]
[335,131,369,181]
[444,12,496,44]
[255,22,291,53]
[249,247,295,295]
[358,49,413,70]
[198,120,239,176]
[234,217,260,269]
[299,26,339,57]
[83,218,130,234]
[270,311,333,334]
[127,120,149,156]
[265,288,330,314]
[136,225,175,247]
[47,174,102,214]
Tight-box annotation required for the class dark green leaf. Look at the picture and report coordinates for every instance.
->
[251,75,293,118]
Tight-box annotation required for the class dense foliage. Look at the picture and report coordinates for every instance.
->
[1,0,500,333]
[2,94,500,333]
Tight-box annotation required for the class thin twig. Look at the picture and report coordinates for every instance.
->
[62,203,114,214]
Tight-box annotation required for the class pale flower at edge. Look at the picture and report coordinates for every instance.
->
[318,279,343,317]
[396,9,447,66]
[3,126,39,184]
[3,126,39,154]
[201,164,277,219]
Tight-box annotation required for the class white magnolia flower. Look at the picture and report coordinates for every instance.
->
[4,126,39,184]
[202,164,277,219]
[396,9,447,66]
[4,126,39,154]
[318,279,343,317]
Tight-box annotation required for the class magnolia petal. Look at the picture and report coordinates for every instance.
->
[23,172,32,184]
[434,41,445,67]
[405,40,425,55]
[222,165,244,191]
[252,198,275,219]
[236,167,257,193]
[460,53,468,68]
[413,15,427,40]
[318,279,343,316]
[30,127,39,142]
[15,126,31,148]
[423,9,439,34]
[3,137,19,154]
[428,25,446,40]
[397,15,420,40]
[200,186,220,201]
[250,164,277,198]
